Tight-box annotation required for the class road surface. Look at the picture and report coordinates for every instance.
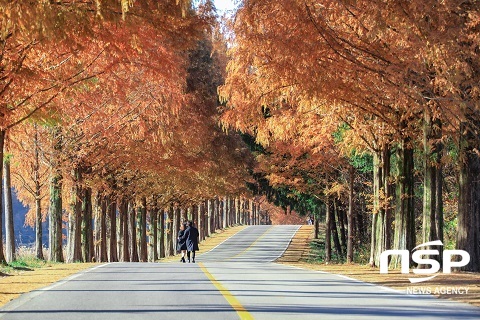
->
[1,225,479,319]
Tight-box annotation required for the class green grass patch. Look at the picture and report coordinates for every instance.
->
[306,238,371,265]
[1,255,49,275]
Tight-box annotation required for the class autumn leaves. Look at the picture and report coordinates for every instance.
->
[220,1,480,270]
[0,1,252,263]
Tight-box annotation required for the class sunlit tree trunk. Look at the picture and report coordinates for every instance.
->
[236,198,241,225]
[207,199,213,237]
[4,157,15,263]
[221,197,227,229]
[198,202,203,240]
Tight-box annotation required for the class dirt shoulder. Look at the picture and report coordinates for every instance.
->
[278,225,480,307]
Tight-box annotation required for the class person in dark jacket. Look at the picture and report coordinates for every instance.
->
[181,220,199,263]
[177,223,188,263]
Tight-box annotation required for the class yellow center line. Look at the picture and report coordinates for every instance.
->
[225,226,274,260]
[199,262,254,320]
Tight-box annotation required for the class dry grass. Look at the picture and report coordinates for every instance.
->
[278,226,480,307]
[0,262,98,307]
[159,225,247,262]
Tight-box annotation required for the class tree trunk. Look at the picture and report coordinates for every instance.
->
[369,151,381,267]
[158,208,165,258]
[207,199,212,237]
[174,205,181,245]
[325,197,332,262]
[0,130,6,264]
[67,168,83,263]
[252,201,256,225]
[48,127,64,262]
[4,158,15,262]
[331,200,342,256]
[35,197,43,260]
[435,137,444,248]
[138,197,147,262]
[83,188,94,262]
[93,192,100,261]
[120,199,129,262]
[336,202,347,252]
[456,119,480,271]
[151,199,158,261]
[128,201,139,262]
[33,126,44,260]
[48,172,63,262]
[391,136,415,268]
[347,166,354,263]
[167,204,174,256]
[222,198,227,229]
[423,113,443,265]
[198,203,203,241]
[109,200,118,262]
[240,198,244,225]
[215,198,219,231]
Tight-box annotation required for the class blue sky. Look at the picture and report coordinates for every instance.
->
[213,0,237,13]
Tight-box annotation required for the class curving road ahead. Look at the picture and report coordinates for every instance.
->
[1,225,479,320]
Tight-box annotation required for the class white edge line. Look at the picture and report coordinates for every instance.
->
[0,263,110,316]
[267,225,302,263]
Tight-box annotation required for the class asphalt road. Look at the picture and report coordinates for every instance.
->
[1,225,479,320]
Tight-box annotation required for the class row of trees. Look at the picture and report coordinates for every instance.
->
[0,1,260,264]
[220,0,479,271]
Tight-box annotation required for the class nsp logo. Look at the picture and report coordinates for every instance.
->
[380,240,470,283]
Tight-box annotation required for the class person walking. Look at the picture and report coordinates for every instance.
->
[181,220,199,263]
[177,223,187,263]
